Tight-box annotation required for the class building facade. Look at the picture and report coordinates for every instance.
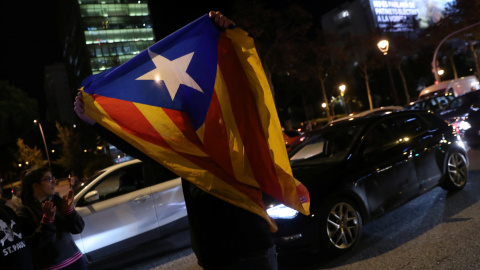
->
[321,0,455,37]
[79,0,155,75]
[56,0,155,162]
[58,0,155,92]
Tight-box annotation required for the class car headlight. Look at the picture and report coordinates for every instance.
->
[459,121,471,131]
[267,204,298,219]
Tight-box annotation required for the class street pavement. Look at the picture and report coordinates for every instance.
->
[126,147,480,270]
[54,147,480,269]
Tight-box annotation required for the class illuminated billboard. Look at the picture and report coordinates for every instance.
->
[370,0,455,31]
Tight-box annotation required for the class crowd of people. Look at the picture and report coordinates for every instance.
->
[0,168,86,270]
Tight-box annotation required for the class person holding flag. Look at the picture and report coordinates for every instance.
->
[74,11,310,269]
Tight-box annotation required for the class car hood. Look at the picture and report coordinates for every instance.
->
[263,161,345,209]
[291,162,342,192]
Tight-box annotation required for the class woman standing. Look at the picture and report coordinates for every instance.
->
[16,167,86,270]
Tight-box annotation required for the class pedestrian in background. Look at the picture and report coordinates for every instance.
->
[11,187,22,211]
[16,167,86,270]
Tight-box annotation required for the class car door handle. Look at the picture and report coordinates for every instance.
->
[133,194,151,203]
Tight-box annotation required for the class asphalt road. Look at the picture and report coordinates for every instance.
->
[62,149,480,270]
[82,148,480,270]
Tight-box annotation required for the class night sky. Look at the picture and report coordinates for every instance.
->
[0,0,62,120]
[0,0,347,120]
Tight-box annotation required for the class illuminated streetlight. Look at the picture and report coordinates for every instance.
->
[321,102,327,108]
[339,84,347,114]
[339,84,346,96]
[33,119,51,168]
[377,40,389,55]
[431,21,480,83]
[437,69,445,76]
[377,39,399,105]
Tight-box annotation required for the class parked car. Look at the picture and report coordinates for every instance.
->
[283,130,300,148]
[72,159,188,263]
[438,90,480,123]
[404,93,454,113]
[266,110,468,256]
[418,75,480,99]
[456,102,480,148]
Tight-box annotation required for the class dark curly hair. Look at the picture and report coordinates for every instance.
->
[21,166,51,204]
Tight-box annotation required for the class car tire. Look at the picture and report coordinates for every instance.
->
[317,197,362,256]
[441,152,468,191]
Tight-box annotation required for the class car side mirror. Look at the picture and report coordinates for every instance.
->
[84,190,99,204]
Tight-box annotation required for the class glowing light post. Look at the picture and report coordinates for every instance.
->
[432,21,480,83]
[378,39,399,105]
[33,119,51,168]
[339,84,347,114]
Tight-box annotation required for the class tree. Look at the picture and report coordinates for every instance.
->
[0,81,39,146]
[53,122,112,178]
[308,31,346,121]
[231,0,313,98]
[53,122,84,176]
[426,0,480,80]
[15,138,48,169]
[345,34,384,110]
[0,81,40,183]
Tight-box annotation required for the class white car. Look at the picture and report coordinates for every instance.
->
[72,159,188,263]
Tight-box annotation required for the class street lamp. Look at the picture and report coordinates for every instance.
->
[339,84,347,114]
[431,21,480,83]
[437,69,445,76]
[377,39,399,105]
[33,119,51,168]
[339,84,346,96]
[377,40,389,55]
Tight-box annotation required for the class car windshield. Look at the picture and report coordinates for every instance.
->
[73,169,105,195]
[290,125,362,163]
[447,96,466,109]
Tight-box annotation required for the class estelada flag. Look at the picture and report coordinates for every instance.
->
[80,14,310,231]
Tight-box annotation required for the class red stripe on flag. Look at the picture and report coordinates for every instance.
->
[161,108,206,152]
[94,94,265,209]
[94,95,171,149]
[216,34,283,199]
[202,91,235,178]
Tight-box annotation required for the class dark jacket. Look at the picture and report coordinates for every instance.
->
[16,195,84,269]
[92,123,274,268]
[0,203,34,270]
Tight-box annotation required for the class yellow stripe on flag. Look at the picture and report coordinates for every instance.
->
[134,102,208,157]
[226,28,310,215]
[214,65,259,189]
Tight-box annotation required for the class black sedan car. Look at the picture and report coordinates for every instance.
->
[404,93,454,113]
[266,109,468,256]
[438,90,480,123]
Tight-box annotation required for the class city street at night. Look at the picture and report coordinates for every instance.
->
[3,1,480,270]
[107,147,480,270]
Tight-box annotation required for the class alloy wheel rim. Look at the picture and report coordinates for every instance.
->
[326,202,360,249]
[447,153,467,187]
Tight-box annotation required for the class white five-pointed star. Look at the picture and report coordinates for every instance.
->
[136,50,203,100]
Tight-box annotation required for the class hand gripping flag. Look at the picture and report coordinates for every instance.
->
[80,14,310,231]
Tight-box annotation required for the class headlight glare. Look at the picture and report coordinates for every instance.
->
[459,121,471,131]
[267,204,298,219]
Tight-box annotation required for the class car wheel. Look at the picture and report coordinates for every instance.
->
[318,197,362,256]
[441,152,468,191]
